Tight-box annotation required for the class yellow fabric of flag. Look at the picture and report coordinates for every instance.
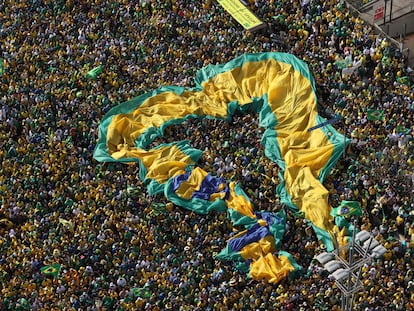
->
[111,143,189,184]
[175,167,209,200]
[94,53,352,283]
[226,182,256,219]
[104,56,340,240]
[250,253,296,283]
[239,235,275,260]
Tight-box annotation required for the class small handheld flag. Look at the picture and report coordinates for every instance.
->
[367,109,384,121]
[396,76,409,85]
[396,125,410,135]
[85,65,103,79]
[132,287,151,298]
[0,58,4,76]
[40,264,61,278]
[330,201,362,217]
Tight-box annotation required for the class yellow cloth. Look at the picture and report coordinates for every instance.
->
[174,167,208,200]
[250,253,295,283]
[226,182,256,218]
[240,235,275,260]
[111,144,189,184]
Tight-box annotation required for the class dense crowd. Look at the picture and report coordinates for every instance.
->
[0,0,413,310]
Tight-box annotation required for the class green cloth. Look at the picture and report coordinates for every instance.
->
[266,209,287,249]
[396,76,409,85]
[216,244,245,262]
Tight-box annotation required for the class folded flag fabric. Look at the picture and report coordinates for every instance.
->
[40,264,61,278]
[367,109,384,121]
[94,52,352,283]
[171,171,192,192]
[165,167,228,215]
[193,174,229,200]
[228,223,272,253]
[330,200,362,217]
[249,251,302,283]
[171,169,229,200]
[217,208,301,284]
[217,226,275,262]
[85,65,103,79]
[255,210,286,248]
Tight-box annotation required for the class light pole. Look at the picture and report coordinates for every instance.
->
[342,116,347,158]
[316,226,387,311]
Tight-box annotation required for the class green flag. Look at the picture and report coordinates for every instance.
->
[367,109,384,121]
[85,65,103,79]
[40,264,61,278]
[396,76,409,85]
[330,200,362,217]
[0,58,4,76]
[396,125,411,135]
[335,58,350,70]
[272,15,285,23]
[132,287,151,298]
[126,184,140,195]
[152,203,167,215]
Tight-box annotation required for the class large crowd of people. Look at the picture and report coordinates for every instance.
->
[0,0,412,310]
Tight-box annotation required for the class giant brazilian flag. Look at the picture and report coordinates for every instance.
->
[94,52,351,283]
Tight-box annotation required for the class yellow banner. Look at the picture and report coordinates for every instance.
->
[217,0,265,31]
